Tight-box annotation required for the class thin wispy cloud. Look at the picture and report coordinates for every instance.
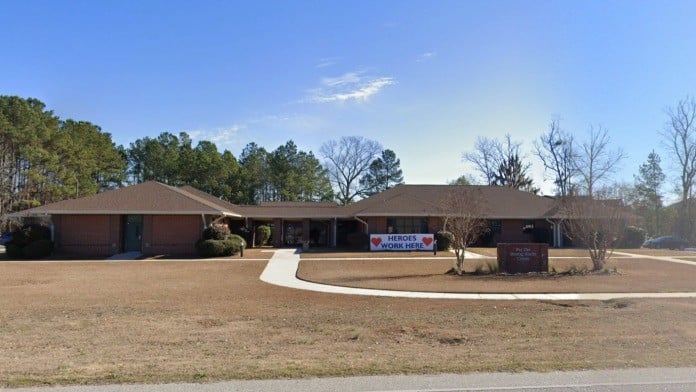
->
[321,72,362,87]
[417,51,436,62]
[307,71,395,103]
[316,57,339,68]
[248,113,325,134]
[187,125,244,150]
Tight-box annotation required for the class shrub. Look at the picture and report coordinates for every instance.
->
[202,224,231,240]
[620,226,645,248]
[228,234,246,249]
[346,232,369,250]
[5,243,22,259]
[196,239,225,257]
[435,230,453,251]
[256,225,271,246]
[11,224,51,247]
[21,239,53,259]
[196,236,245,258]
[234,226,252,246]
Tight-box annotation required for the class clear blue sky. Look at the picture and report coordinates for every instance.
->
[3,0,696,196]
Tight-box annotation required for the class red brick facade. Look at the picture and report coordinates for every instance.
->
[52,214,204,257]
[53,215,121,257]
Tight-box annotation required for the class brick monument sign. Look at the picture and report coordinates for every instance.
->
[497,243,549,273]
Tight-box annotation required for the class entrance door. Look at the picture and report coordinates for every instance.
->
[124,215,143,252]
[284,221,303,246]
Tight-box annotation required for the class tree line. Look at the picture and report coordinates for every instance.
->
[3,94,695,242]
[460,95,696,243]
[0,96,404,216]
[0,96,125,216]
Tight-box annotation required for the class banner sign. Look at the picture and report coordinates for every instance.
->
[370,234,434,251]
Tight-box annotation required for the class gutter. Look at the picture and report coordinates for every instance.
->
[545,218,560,248]
[354,216,369,234]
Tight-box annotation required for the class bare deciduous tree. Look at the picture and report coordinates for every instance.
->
[661,96,696,241]
[534,119,578,196]
[574,126,626,198]
[439,187,489,275]
[464,134,531,188]
[319,136,382,205]
[560,192,632,271]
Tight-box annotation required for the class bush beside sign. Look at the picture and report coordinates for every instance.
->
[370,234,434,251]
[497,243,548,273]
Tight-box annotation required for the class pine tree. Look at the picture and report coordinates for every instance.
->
[360,149,404,196]
[634,150,666,236]
[493,154,537,193]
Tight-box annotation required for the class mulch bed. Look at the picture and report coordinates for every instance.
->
[297,257,696,293]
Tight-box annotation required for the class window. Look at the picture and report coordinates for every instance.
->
[490,220,502,234]
[522,221,535,233]
[387,218,428,234]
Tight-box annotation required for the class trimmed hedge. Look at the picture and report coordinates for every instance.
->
[5,224,53,259]
[10,224,51,247]
[22,239,54,259]
[196,239,242,258]
[195,234,246,258]
[435,230,453,251]
[5,243,23,259]
[203,225,231,240]
[256,225,271,246]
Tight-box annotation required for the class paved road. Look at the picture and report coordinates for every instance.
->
[5,368,695,392]
[261,249,696,300]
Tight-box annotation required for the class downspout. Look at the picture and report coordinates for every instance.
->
[332,217,337,247]
[201,214,208,229]
[354,216,369,234]
[545,218,559,248]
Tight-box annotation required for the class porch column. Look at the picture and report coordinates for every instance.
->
[332,218,337,247]
[273,218,283,247]
[302,219,310,243]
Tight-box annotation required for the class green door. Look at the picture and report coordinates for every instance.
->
[124,215,143,252]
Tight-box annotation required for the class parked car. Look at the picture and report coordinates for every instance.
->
[642,236,688,250]
[0,232,12,245]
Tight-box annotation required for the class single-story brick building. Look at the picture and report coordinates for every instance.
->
[12,181,569,257]
[11,182,242,257]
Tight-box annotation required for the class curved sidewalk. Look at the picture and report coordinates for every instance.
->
[260,249,696,301]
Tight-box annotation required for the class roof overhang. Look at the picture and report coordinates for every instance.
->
[9,210,242,217]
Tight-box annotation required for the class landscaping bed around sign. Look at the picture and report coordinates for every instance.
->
[297,257,696,293]
[1,255,696,387]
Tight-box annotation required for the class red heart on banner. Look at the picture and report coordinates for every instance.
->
[371,237,382,246]
[422,237,433,246]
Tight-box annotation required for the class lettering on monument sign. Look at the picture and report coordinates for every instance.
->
[370,234,435,251]
[497,243,549,273]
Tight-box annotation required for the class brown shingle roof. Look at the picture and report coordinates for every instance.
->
[345,184,557,219]
[238,201,342,219]
[13,181,242,216]
[11,183,561,220]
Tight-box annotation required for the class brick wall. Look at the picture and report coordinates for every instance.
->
[143,215,202,255]
[54,215,120,257]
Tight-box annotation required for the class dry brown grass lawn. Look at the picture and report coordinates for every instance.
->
[298,257,696,293]
[301,250,451,258]
[1,256,695,387]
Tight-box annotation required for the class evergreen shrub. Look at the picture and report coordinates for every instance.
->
[621,226,646,248]
[5,224,53,259]
[202,225,231,240]
[435,230,453,251]
[196,235,245,258]
[21,239,54,259]
[256,225,271,246]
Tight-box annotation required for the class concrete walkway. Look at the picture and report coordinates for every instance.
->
[614,250,696,266]
[260,248,696,301]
